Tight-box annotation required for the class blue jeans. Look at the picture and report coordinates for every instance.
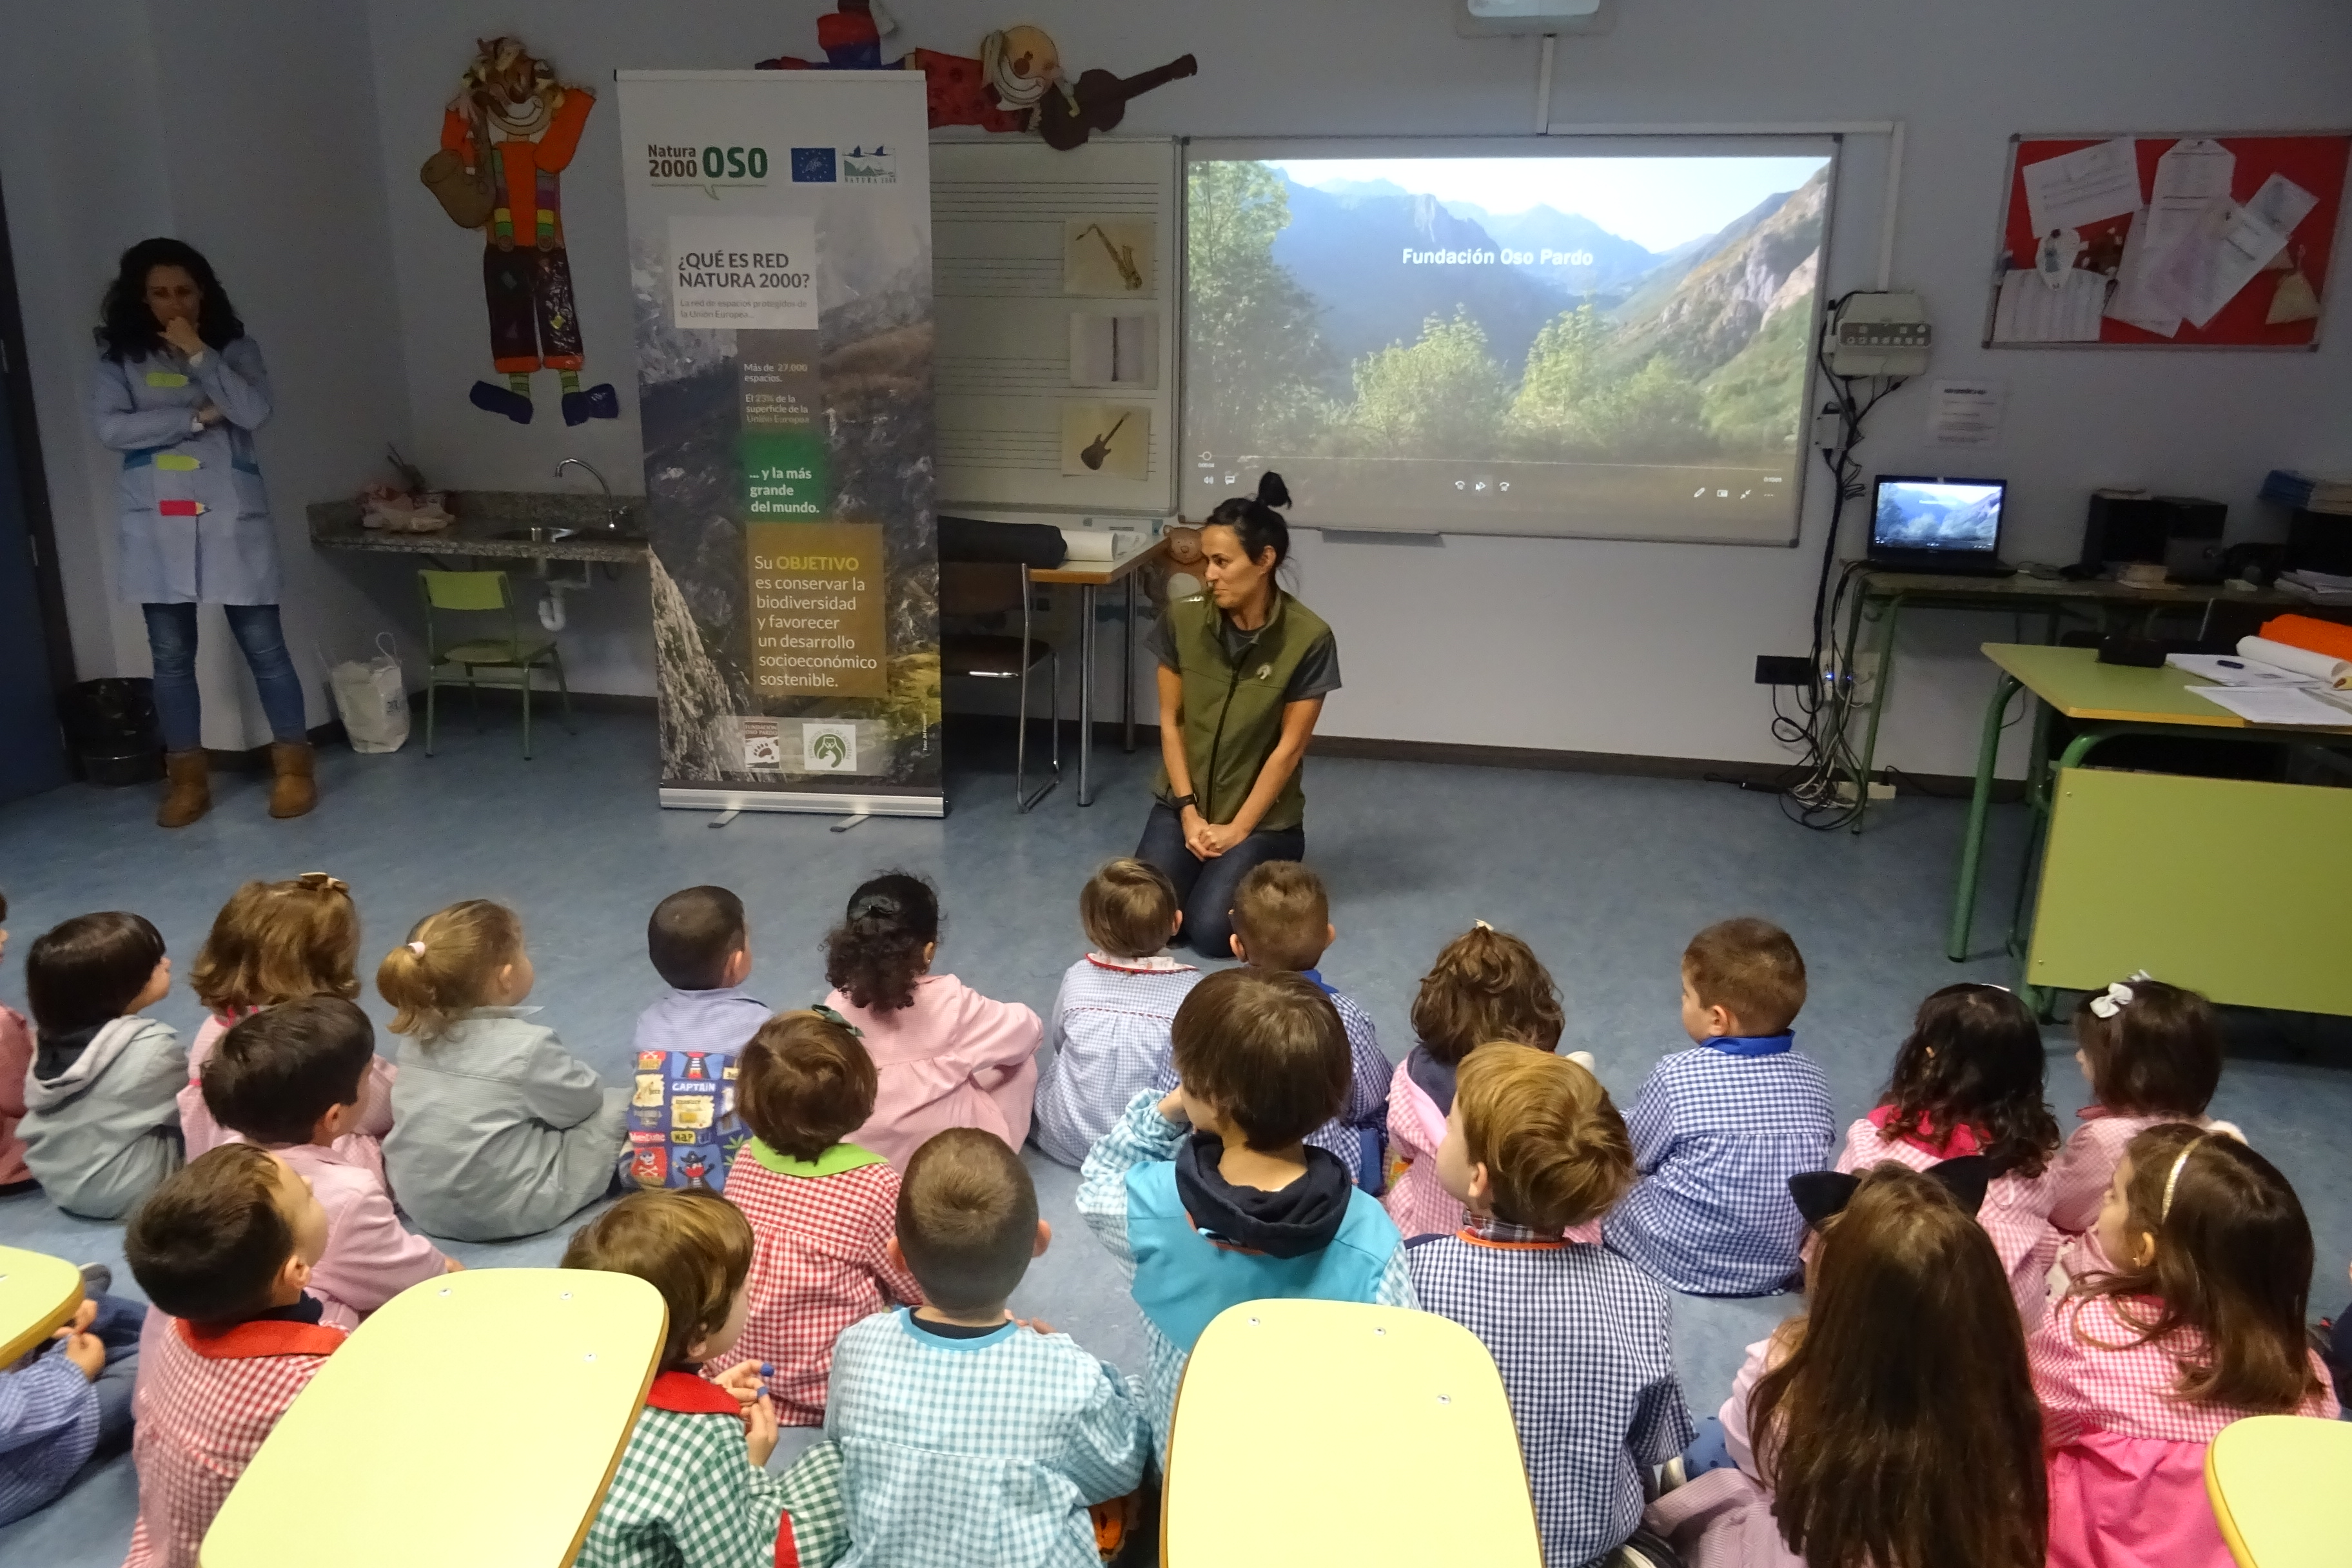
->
[1135,802,1305,957]
[86,1293,141,1456]
[141,602,309,751]
[1681,1416,1739,1476]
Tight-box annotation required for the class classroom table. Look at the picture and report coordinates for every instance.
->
[202,1268,665,1568]
[1030,535,1169,806]
[2206,1415,2352,1568]
[1840,567,2328,832]
[1162,1299,1540,1567]
[0,1245,83,1367]
[1948,643,2352,1016]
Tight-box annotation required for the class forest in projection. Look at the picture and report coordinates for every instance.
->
[1184,156,1831,469]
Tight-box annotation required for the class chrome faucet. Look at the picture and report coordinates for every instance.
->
[553,456,620,533]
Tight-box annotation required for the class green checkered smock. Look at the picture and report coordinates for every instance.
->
[573,1374,850,1568]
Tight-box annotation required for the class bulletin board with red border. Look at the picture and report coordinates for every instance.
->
[1987,132,2349,348]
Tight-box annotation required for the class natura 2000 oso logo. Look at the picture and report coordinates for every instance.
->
[647,144,769,191]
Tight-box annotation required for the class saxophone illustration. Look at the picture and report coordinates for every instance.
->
[1077,223,1144,291]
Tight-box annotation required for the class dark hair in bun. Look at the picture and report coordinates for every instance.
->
[823,870,939,1015]
[1205,471,1293,573]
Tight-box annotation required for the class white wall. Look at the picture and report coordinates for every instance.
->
[1,0,420,750]
[18,1,2352,768]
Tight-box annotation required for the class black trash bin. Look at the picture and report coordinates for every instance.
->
[61,678,163,787]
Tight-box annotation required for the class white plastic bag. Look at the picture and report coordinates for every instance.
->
[326,634,411,754]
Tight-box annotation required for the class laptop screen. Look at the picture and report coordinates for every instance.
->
[1872,476,2005,555]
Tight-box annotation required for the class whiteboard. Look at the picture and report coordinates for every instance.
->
[931,137,1181,516]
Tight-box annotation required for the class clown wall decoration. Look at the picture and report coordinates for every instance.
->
[756,3,1195,148]
[424,37,620,426]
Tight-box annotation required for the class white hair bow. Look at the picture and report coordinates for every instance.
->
[2087,970,2153,1019]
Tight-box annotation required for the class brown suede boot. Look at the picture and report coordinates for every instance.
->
[157,749,211,828]
[268,741,317,819]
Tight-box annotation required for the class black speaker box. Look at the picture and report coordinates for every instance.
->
[2082,492,2164,568]
[2286,508,2352,575]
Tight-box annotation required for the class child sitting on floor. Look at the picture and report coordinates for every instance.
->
[1603,918,1834,1296]
[627,885,765,1192]
[0,1262,142,1527]
[1033,858,1202,1168]
[181,874,393,1174]
[0,890,34,1195]
[121,1144,343,1568]
[564,1188,853,1568]
[723,1008,921,1426]
[1646,1161,2047,1568]
[1406,1045,1690,1568]
[829,1128,1148,1568]
[2046,975,2235,1282]
[377,899,628,1240]
[1149,861,1390,1189]
[1083,967,1414,1464]
[201,997,455,1329]
[1837,983,2063,1322]
[1384,922,1565,1239]
[19,912,184,1219]
[823,872,1041,1168]
[2033,1124,2335,1568]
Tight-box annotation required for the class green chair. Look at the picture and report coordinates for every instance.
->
[418,570,573,758]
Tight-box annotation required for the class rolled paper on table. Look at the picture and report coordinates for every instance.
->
[2237,635,2352,689]
[2259,612,2352,663]
[1057,529,1118,562]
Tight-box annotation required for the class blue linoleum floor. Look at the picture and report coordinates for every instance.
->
[4,710,2347,1563]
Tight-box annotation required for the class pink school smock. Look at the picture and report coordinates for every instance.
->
[828,974,1041,1168]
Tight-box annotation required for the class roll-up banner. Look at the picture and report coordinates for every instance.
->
[617,71,941,816]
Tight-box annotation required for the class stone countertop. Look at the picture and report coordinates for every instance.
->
[307,490,651,565]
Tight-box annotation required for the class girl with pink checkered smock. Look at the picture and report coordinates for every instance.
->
[1383,924,1567,1240]
[2033,1123,2336,1568]
[2044,975,2238,1286]
[179,876,397,1179]
[1836,983,2063,1324]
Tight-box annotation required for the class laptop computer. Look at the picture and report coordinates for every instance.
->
[1868,475,2015,576]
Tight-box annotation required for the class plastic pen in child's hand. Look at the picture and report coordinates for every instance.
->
[760,1362,773,1399]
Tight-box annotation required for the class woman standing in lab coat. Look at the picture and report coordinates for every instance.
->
[90,239,315,827]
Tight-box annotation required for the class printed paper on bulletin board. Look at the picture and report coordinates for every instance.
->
[1984,132,2349,348]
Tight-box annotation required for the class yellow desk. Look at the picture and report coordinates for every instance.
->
[0,1246,83,1367]
[1163,1299,1540,1567]
[1950,645,2352,1015]
[203,1268,666,1568]
[2206,1414,2352,1568]
[1029,536,1168,806]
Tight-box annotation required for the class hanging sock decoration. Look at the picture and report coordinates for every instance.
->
[427,36,618,424]
[754,3,1197,148]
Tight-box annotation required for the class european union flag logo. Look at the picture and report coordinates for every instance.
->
[790,147,838,182]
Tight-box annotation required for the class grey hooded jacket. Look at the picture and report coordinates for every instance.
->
[21,1016,186,1219]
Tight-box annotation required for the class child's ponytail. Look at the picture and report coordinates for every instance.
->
[2072,975,2222,1117]
[190,872,361,1014]
[2083,1123,2323,1413]
[376,899,523,1046]
[823,872,939,1015]
[1409,923,1565,1064]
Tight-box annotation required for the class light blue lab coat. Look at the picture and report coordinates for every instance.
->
[88,337,282,604]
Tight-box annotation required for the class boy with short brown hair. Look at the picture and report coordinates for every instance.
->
[827,1129,1148,1568]
[564,1187,851,1568]
[1602,917,1834,1296]
[1148,860,1391,1188]
[1083,968,1415,1464]
[723,1010,921,1426]
[1034,859,1202,1168]
[121,1144,344,1568]
[1409,1046,1691,1568]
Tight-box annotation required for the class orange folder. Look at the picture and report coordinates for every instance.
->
[2260,614,2352,662]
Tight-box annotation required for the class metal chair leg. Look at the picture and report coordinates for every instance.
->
[550,647,575,733]
[426,674,438,756]
[521,663,533,760]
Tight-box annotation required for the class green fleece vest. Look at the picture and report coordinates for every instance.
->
[1153,591,1329,832]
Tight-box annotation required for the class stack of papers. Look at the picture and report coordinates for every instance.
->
[2261,470,2352,516]
[2187,684,2352,726]
[2166,652,2317,687]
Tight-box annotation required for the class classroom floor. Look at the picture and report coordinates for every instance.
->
[5,709,2349,1563]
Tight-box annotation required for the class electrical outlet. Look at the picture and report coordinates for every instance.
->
[1754,655,1814,687]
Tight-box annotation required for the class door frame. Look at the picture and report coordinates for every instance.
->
[0,175,76,696]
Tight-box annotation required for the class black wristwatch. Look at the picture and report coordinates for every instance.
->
[1168,793,1197,812]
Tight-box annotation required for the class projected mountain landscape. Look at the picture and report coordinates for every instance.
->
[1184,154,1832,536]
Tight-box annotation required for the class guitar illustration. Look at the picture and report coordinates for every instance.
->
[1040,55,1199,151]
[1080,413,1131,471]
[1075,223,1144,291]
